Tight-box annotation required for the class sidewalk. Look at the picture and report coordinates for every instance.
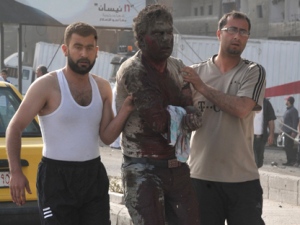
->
[260,147,300,206]
[101,145,300,225]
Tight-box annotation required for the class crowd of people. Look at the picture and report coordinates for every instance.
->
[4,3,300,225]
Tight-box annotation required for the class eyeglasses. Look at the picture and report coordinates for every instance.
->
[221,27,250,37]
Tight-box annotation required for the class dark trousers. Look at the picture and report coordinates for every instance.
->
[297,142,300,163]
[191,178,265,225]
[122,158,200,225]
[253,135,266,168]
[37,157,111,225]
[284,134,297,163]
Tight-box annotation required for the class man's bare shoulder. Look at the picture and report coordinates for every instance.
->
[91,74,110,87]
[29,71,59,93]
[90,74,112,99]
[25,71,60,114]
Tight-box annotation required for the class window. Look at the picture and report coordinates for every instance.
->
[22,69,30,80]
[223,3,237,13]
[0,87,41,136]
[208,5,213,15]
[200,6,204,15]
[194,7,198,16]
[257,5,263,18]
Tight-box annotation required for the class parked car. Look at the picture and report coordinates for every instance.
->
[0,81,42,225]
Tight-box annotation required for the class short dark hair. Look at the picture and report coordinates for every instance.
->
[64,22,98,46]
[133,4,173,49]
[1,69,8,75]
[286,96,295,105]
[218,11,251,31]
[38,65,48,75]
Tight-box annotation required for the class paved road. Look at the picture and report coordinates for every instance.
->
[100,144,300,225]
[100,144,300,180]
[261,146,300,177]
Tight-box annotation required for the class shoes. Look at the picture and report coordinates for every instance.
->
[293,162,300,167]
[282,162,294,166]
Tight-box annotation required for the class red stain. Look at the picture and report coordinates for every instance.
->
[145,35,154,46]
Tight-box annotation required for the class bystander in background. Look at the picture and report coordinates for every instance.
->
[282,96,299,166]
[295,118,300,167]
[35,65,48,78]
[253,98,276,168]
[1,69,10,83]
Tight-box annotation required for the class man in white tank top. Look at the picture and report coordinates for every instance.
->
[6,22,133,225]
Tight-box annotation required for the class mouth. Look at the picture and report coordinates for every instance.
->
[77,59,90,67]
[231,41,240,47]
[161,46,172,52]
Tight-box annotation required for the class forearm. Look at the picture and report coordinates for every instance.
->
[100,105,132,145]
[200,84,255,118]
[181,67,256,118]
[268,120,275,136]
[6,125,23,174]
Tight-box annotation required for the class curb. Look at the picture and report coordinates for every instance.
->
[259,171,300,206]
[110,202,132,225]
[109,192,132,225]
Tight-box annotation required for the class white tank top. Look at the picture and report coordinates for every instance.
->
[38,69,103,161]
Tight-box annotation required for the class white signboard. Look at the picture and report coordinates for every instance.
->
[16,0,146,28]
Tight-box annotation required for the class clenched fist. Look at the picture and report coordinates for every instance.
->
[182,106,202,132]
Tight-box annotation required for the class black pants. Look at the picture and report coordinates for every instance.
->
[297,141,300,163]
[284,134,297,163]
[192,178,265,225]
[37,157,111,225]
[253,136,266,168]
[122,157,200,225]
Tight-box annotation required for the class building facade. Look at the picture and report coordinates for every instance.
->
[172,0,300,40]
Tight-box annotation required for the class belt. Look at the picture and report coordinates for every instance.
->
[123,155,182,168]
[254,135,263,139]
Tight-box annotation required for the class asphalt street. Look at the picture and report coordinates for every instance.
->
[100,144,300,225]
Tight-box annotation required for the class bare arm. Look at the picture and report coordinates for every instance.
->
[267,120,275,145]
[181,67,256,118]
[98,79,134,145]
[6,78,52,205]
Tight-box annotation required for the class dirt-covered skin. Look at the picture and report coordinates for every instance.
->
[115,10,201,159]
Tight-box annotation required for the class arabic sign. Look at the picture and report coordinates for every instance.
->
[16,0,146,28]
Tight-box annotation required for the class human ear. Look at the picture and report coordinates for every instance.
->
[62,44,68,56]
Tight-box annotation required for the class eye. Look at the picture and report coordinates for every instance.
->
[239,29,248,36]
[74,45,83,50]
[154,32,163,36]
[86,46,94,51]
[228,27,238,33]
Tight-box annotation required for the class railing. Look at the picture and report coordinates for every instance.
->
[276,119,299,147]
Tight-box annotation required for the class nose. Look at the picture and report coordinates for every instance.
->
[232,32,241,39]
[162,32,173,43]
[81,48,88,57]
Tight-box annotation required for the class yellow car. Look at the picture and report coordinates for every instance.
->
[0,82,42,224]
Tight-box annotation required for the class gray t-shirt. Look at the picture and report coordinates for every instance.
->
[188,56,266,182]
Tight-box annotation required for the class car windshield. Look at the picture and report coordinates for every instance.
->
[0,86,41,137]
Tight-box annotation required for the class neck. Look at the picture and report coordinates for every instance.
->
[214,53,241,74]
[63,67,90,84]
[142,55,167,73]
